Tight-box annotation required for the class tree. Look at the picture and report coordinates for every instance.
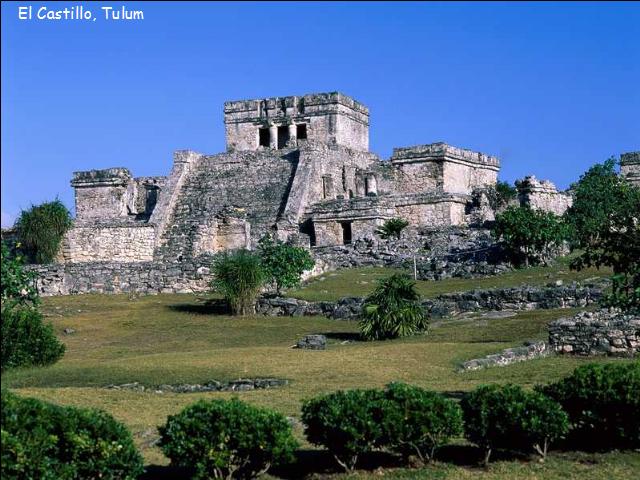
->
[494,180,518,209]
[360,274,428,340]
[210,250,266,316]
[493,206,569,267]
[1,241,39,310]
[565,158,640,312]
[15,199,73,264]
[375,218,409,240]
[257,235,315,295]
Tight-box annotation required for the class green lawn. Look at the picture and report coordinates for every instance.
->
[3,264,636,479]
[290,258,610,302]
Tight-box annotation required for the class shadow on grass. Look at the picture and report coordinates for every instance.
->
[167,299,229,315]
[324,332,362,342]
[140,446,536,479]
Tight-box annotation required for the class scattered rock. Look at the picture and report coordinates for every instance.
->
[295,335,327,350]
[105,378,288,393]
[63,328,76,335]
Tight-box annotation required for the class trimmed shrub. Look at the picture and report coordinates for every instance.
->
[302,389,387,472]
[1,305,65,371]
[1,390,144,480]
[211,250,266,315]
[159,398,297,479]
[257,234,315,294]
[15,199,73,264]
[461,384,569,464]
[539,362,640,449]
[360,274,428,340]
[375,218,409,240]
[381,383,463,463]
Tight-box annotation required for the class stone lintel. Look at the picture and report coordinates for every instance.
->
[71,168,131,188]
[620,151,640,166]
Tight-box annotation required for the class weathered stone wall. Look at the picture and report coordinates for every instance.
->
[549,310,639,356]
[620,151,640,187]
[28,258,214,296]
[72,168,132,221]
[224,92,369,152]
[61,224,155,263]
[516,176,573,215]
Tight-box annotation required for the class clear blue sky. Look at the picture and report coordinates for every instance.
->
[2,1,639,226]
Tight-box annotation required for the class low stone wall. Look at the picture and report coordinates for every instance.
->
[28,259,214,296]
[460,341,549,371]
[256,280,607,319]
[549,310,640,356]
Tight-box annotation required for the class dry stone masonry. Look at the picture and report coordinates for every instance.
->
[549,310,639,356]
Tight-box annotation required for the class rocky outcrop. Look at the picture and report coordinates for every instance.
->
[549,310,639,356]
[294,335,327,350]
[460,341,549,371]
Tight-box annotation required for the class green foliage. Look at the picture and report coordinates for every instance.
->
[257,234,315,294]
[210,250,266,315]
[159,398,297,480]
[539,362,640,449]
[1,305,65,371]
[493,206,569,267]
[375,218,409,240]
[1,390,144,480]
[302,389,387,472]
[495,180,518,208]
[15,199,73,264]
[381,383,463,463]
[565,158,640,313]
[360,273,428,340]
[461,384,569,464]
[1,241,39,310]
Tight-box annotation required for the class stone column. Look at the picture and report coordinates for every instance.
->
[288,123,297,147]
[269,124,278,149]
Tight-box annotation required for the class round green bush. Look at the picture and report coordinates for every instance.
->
[1,306,65,371]
[1,390,144,480]
[539,362,640,449]
[302,389,387,472]
[159,398,297,479]
[461,384,569,464]
[381,382,463,463]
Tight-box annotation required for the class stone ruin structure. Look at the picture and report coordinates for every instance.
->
[18,92,636,296]
[60,92,504,265]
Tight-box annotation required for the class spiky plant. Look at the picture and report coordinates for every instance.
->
[375,218,409,240]
[360,273,428,340]
[210,250,266,316]
[15,200,73,264]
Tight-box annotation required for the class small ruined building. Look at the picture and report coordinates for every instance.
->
[61,92,575,266]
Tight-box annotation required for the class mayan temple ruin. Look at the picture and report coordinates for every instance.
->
[24,91,637,295]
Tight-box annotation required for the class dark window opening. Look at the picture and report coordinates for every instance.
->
[259,128,270,147]
[341,221,352,245]
[348,189,354,198]
[277,126,289,149]
[297,123,308,140]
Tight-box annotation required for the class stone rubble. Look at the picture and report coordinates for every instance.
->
[104,378,288,393]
